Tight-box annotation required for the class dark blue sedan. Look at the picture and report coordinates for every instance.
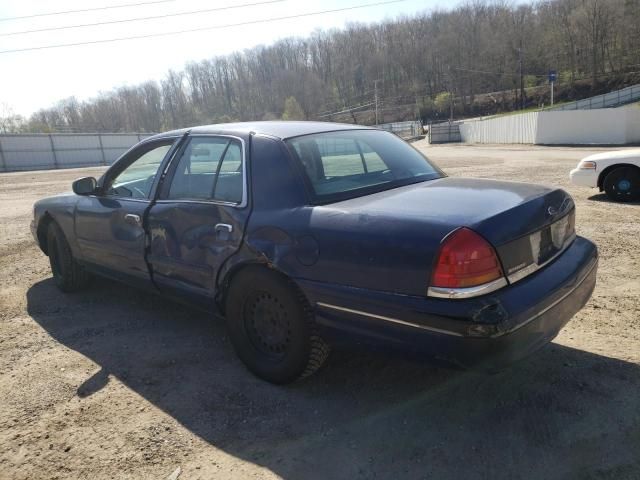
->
[31,122,598,383]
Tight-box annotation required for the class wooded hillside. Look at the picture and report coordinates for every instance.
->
[11,0,640,132]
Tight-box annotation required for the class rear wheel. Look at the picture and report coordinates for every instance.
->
[47,221,90,292]
[225,267,330,384]
[603,166,640,202]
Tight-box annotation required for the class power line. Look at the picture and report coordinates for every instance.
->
[316,102,376,118]
[453,66,548,78]
[315,88,375,115]
[1,0,286,37]
[318,67,640,118]
[0,0,177,23]
[0,0,407,55]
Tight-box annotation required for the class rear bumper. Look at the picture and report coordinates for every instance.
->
[570,168,597,188]
[299,236,598,370]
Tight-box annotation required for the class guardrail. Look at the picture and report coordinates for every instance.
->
[549,84,640,111]
[0,133,153,172]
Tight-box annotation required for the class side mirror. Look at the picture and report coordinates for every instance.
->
[72,177,97,195]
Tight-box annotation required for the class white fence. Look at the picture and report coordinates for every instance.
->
[0,133,153,172]
[459,112,538,144]
[459,105,640,145]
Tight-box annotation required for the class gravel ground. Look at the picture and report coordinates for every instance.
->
[0,143,638,480]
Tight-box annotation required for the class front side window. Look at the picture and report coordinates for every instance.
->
[286,130,442,202]
[107,142,172,199]
[167,137,243,204]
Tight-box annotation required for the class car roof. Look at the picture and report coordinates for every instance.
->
[152,121,376,141]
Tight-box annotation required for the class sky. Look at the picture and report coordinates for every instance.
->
[0,0,464,117]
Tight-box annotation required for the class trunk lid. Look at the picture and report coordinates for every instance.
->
[328,177,575,287]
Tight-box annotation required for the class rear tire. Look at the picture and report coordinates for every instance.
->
[603,166,640,202]
[47,221,90,292]
[225,267,330,384]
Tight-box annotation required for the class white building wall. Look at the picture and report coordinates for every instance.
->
[624,104,640,143]
[536,110,627,144]
[458,105,640,145]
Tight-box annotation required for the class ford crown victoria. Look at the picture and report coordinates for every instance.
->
[32,122,598,383]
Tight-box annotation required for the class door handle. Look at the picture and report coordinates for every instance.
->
[215,223,233,234]
[124,213,141,226]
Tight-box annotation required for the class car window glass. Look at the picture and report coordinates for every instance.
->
[108,144,171,199]
[317,138,365,177]
[167,137,243,203]
[359,141,387,172]
[286,130,441,201]
[213,142,243,203]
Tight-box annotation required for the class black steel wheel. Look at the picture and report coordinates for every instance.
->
[225,267,330,384]
[244,290,292,359]
[603,166,640,202]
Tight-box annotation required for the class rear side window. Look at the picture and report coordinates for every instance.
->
[286,130,442,202]
[167,137,243,204]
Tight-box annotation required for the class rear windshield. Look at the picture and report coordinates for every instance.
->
[286,130,443,202]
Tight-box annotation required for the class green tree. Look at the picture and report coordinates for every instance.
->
[434,92,453,114]
[282,97,305,120]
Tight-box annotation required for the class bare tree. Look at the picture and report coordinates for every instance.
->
[22,0,640,132]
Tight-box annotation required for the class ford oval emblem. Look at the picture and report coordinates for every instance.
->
[547,206,558,216]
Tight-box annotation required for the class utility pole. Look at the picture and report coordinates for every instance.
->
[445,66,454,122]
[449,90,454,122]
[518,46,524,110]
[374,79,380,125]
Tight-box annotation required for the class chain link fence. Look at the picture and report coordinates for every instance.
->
[377,121,423,139]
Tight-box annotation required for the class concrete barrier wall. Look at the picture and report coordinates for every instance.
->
[459,105,640,145]
[0,133,153,172]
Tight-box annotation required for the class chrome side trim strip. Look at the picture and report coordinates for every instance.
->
[316,302,464,337]
[427,277,508,299]
[154,198,240,207]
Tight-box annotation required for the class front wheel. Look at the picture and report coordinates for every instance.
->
[47,221,90,292]
[603,166,640,202]
[225,267,330,384]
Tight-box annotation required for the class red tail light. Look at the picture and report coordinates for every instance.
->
[430,228,504,289]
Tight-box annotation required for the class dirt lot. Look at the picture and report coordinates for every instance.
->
[0,143,639,480]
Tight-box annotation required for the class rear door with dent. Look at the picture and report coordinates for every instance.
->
[146,134,250,305]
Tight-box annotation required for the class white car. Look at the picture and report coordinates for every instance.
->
[570,149,640,202]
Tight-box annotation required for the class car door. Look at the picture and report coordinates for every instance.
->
[146,134,250,304]
[74,138,178,287]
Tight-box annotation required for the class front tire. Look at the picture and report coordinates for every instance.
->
[47,221,90,292]
[603,166,640,202]
[225,267,330,384]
